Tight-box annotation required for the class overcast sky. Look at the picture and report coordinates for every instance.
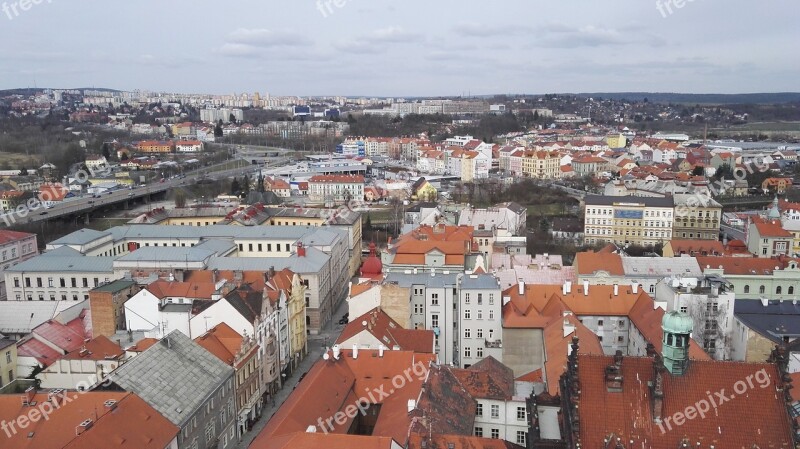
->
[1,0,798,96]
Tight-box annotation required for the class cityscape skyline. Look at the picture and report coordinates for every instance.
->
[1,0,798,96]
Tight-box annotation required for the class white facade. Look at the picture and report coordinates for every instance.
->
[458,274,503,368]
[37,353,121,390]
[473,388,533,446]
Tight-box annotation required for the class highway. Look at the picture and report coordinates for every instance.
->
[0,161,263,228]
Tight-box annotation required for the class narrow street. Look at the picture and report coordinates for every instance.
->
[234,293,350,449]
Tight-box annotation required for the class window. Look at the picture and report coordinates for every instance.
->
[489,310,494,320]
[477,328,483,338]
[759,285,766,294]
[477,293,483,304]
[36,278,42,288]
[464,347,471,358]
[517,406,526,421]
[680,306,688,313]
[517,431,527,445]
[5,351,10,363]
[204,421,215,443]
[464,329,471,338]
[431,314,439,328]
[476,347,483,358]
[465,293,470,303]
[47,277,53,288]
[598,319,604,326]
[475,427,483,437]
[431,293,439,306]
[489,294,494,304]
[414,304,423,314]
[777,286,783,294]
[248,244,253,252]
[59,278,65,288]
[13,278,19,288]
[464,309,471,320]
[791,286,795,295]
[491,404,499,418]
[258,244,262,252]
[477,310,482,320]
[285,244,290,252]
[744,285,750,294]
[476,403,483,417]
[82,278,88,288]
[491,428,499,439]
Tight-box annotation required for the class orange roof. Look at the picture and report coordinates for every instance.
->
[752,217,792,238]
[62,336,124,361]
[697,256,795,275]
[194,322,250,367]
[541,315,604,395]
[574,251,624,276]
[336,307,434,353]
[251,350,436,449]
[407,434,520,449]
[129,337,158,352]
[145,280,218,300]
[309,175,365,183]
[575,355,793,449]
[0,392,177,449]
[666,239,726,256]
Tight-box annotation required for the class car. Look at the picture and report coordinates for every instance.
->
[127,192,134,196]
[39,211,48,215]
[88,200,94,204]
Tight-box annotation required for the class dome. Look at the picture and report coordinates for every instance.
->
[662,310,693,334]
[360,243,382,276]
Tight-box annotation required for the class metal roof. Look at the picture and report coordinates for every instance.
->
[0,301,84,334]
[6,254,115,273]
[206,246,329,274]
[109,330,234,427]
[584,195,674,208]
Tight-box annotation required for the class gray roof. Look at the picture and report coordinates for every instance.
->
[460,273,501,290]
[0,301,83,334]
[43,246,83,257]
[90,278,136,293]
[116,246,217,264]
[206,246,329,274]
[584,195,674,208]
[109,224,325,241]
[108,330,234,426]
[735,300,800,343]
[49,228,110,246]
[672,194,722,208]
[384,272,459,288]
[6,254,114,273]
[621,257,702,278]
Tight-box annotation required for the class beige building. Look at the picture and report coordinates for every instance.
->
[0,338,16,388]
[672,194,722,240]
[522,150,561,179]
[583,196,674,247]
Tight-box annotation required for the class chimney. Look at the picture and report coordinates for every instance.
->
[604,351,624,392]
[212,269,218,285]
[352,344,359,359]
[269,266,276,278]
[562,280,572,295]
[632,282,639,294]
[613,284,619,296]
[652,356,665,423]
[75,419,93,436]
[297,242,306,257]
[22,387,35,406]
[407,399,416,413]
[518,281,525,296]
[378,344,385,357]
[332,344,341,360]
[583,280,589,296]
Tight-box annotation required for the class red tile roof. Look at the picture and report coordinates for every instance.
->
[574,251,624,276]
[62,336,123,361]
[0,230,35,244]
[194,322,244,366]
[336,307,434,354]
[0,392,178,449]
[697,256,794,275]
[145,280,218,300]
[574,355,793,449]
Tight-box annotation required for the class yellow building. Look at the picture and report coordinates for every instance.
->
[606,134,627,149]
[286,272,307,371]
[0,339,17,387]
[522,150,561,179]
[411,178,438,202]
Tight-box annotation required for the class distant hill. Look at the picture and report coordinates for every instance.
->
[0,87,120,96]
[571,92,800,105]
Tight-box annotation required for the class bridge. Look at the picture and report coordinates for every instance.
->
[0,161,261,229]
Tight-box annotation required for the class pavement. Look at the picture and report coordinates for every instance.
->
[234,292,350,449]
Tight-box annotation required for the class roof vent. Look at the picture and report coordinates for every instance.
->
[75,419,93,436]
[306,425,317,433]
[104,400,118,410]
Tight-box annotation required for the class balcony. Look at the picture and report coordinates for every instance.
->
[485,339,502,349]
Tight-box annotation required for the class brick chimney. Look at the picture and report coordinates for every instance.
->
[604,350,624,392]
[297,243,306,257]
[652,354,665,423]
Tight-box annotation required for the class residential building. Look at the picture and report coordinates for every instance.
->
[0,338,16,387]
[195,323,262,440]
[102,331,237,449]
[458,273,502,368]
[654,276,735,359]
[137,140,175,154]
[762,177,794,194]
[672,194,722,240]
[307,175,365,204]
[583,195,674,246]
[36,335,125,389]
[458,202,527,237]
[88,279,139,338]
[732,299,800,363]
[0,230,39,300]
[176,140,203,153]
[521,150,561,179]
[336,307,434,353]
[382,224,479,274]
[4,249,115,302]
[747,215,792,257]
[698,256,800,301]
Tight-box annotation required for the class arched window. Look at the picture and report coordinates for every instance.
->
[759,285,766,294]
[790,286,795,295]
[777,286,783,295]
[744,285,750,294]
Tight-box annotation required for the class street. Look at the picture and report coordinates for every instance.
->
[233,291,350,449]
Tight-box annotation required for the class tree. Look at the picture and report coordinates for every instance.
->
[174,190,187,208]
[120,152,129,162]
[715,163,733,180]
[230,177,241,195]
[18,167,28,176]
[214,120,224,138]
[242,174,251,197]
[101,143,111,160]
[533,110,540,122]
[229,113,237,124]
[692,165,705,176]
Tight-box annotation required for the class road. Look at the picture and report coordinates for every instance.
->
[0,161,265,228]
[235,292,350,449]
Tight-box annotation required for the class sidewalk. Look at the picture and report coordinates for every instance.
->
[234,299,348,449]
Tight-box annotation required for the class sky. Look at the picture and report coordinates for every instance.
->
[0,0,798,96]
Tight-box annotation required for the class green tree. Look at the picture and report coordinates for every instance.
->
[174,190,187,208]
[101,143,111,160]
[692,165,705,176]
[241,174,251,196]
[230,177,241,195]
[18,167,28,176]
[214,120,224,138]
